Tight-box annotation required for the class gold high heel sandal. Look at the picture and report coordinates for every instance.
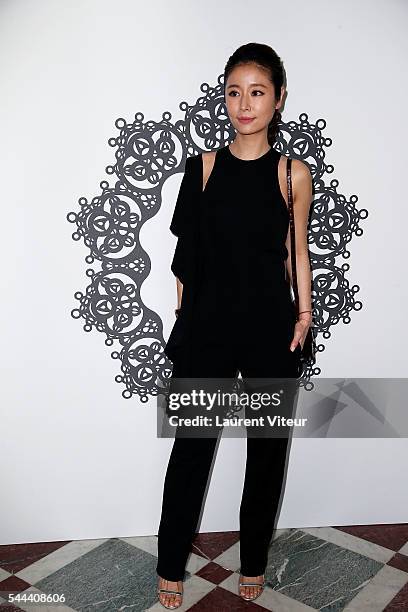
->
[238,573,265,601]
[157,577,183,609]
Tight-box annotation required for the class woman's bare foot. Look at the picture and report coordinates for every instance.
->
[238,573,265,601]
[157,576,183,609]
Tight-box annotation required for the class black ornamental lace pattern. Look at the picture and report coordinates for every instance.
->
[67,74,367,402]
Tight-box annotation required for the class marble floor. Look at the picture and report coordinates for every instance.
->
[1,524,408,611]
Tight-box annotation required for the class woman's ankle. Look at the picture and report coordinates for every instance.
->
[158,574,184,583]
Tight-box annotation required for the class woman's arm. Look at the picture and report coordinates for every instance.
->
[284,158,313,350]
[175,277,183,311]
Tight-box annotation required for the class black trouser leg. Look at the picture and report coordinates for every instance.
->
[156,435,219,581]
[238,336,300,576]
[156,342,237,581]
[238,436,290,575]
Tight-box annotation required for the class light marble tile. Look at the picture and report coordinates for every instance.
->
[219,572,317,611]
[119,534,158,557]
[302,527,395,563]
[211,540,241,571]
[343,564,408,611]
[0,567,11,581]
[146,574,216,611]
[15,538,109,583]
[399,540,408,555]
[185,551,214,575]
[190,541,212,562]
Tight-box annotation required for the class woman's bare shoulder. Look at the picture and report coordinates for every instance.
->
[291,157,312,181]
[290,158,313,205]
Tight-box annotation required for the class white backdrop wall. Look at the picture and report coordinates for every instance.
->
[1,0,407,545]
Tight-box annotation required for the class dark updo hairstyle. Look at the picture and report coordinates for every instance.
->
[223,42,285,145]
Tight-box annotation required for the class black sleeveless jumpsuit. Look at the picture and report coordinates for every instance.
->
[157,144,301,581]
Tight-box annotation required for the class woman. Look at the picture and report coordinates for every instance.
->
[157,42,313,609]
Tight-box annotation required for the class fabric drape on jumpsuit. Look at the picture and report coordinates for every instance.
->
[164,154,203,368]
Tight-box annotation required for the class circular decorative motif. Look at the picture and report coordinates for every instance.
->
[67,74,367,401]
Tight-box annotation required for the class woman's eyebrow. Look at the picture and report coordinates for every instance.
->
[226,83,267,89]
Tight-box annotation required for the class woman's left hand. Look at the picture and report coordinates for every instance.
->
[290,318,311,352]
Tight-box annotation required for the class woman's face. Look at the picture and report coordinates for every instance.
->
[225,62,283,136]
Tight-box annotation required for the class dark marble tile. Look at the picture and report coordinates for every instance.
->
[266,529,383,611]
[0,576,31,593]
[0,577,31,612]
[191,531,240,560]
[34,538,184,611]
[195,561,233,584]
[387,553,408,573]
[0,541,70,573]
[334,523,408,551]
[188,584,266,610]
[384,579,408,610]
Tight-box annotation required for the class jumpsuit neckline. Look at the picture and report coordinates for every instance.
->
[226,144,275,163]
